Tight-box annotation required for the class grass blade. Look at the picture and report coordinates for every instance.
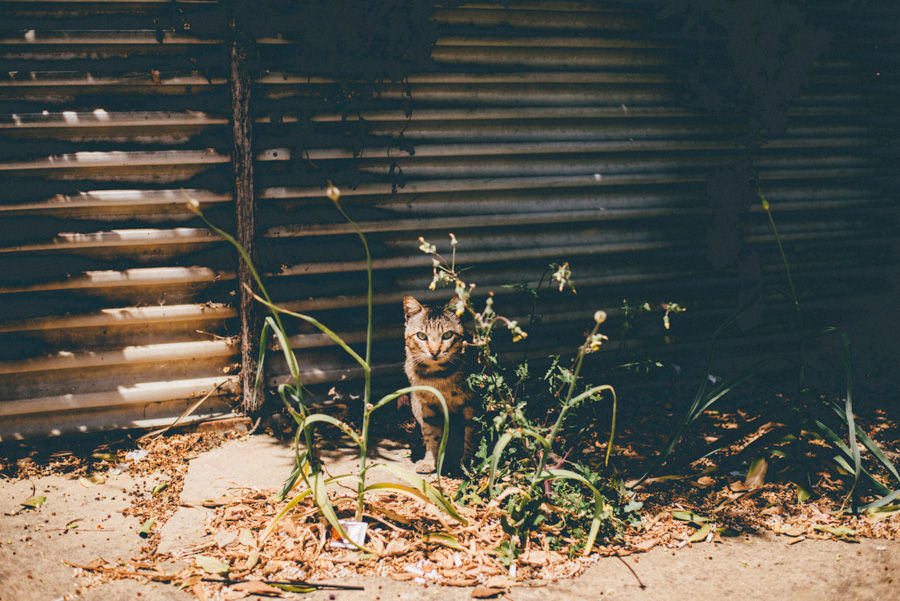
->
[859,490,900,511]
[268,317,303,390]
[299,414,362,448]
[274,460,302,503]
[366,386,449,480]
[250,293,369,372]
[832,455,891,496]
[814,419,892,496]
[542,468,609,554]
[837,330,861,503]
[830,400,900,484]
[520,427,551,451]
[261,473,357,542]
[369,464,467,525]
[311,469,374,553]
[277,384,305,424]
[802,328,864,502]
[488,432,515,494]
[635,357,780,487]
[364,482,431,505]
[252,318,273,403]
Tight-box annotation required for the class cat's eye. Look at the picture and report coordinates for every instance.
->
[441,331,455,340]
[416,332,427,340]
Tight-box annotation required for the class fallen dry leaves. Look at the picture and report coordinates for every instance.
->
[7,404,900,600]
[74,459,899,601]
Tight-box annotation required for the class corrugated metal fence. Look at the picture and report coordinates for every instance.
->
[1,0,898,439]
[0,0,240,438]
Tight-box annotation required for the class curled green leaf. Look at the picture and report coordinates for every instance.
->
[369,464,467,525]
[92,453,118,463]
[671,510,708,524]
[814,525,856,538]
[865,505,899,523]
[422,532,465,551]
[270,582,317,593]
[78,474,105,488]
[138,517,155,537]
[310,470,374,554]
[194,555,230,575]
[688,522,711,543]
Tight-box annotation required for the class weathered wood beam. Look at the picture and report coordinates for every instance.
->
[227,0,263,412]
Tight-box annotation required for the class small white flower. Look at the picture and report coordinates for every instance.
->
[326,183,341,202]
[418,237,436,254]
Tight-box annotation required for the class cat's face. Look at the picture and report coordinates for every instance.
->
[403,296,466,368]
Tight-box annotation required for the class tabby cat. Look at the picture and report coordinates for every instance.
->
[403,296,478,475]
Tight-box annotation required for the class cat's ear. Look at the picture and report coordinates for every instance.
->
[403,296,423,319]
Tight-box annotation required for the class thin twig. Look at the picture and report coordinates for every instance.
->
[200,577,364,590]
[614,552,646,589]
[137,383,225,441]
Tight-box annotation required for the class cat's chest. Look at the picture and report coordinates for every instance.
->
[409,365,463,389]
[409,369,471,410]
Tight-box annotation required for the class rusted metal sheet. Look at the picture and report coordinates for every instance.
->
[251,0,899,399]
[0,0,897,438]
[0,0,239,440]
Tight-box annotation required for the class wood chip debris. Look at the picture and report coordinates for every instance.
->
[6,406,899,601]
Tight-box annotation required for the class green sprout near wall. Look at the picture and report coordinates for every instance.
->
[634,190,899,512]
[185,187,466,553]
[418,236,631,557]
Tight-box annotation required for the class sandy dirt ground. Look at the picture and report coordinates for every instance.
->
[2,433,898,601]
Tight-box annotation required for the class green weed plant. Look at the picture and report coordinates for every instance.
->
[419,238,641,557]
[635,190,900,513]
[185,187,466,553]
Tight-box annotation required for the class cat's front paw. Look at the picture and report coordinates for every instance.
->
[414,457,436,474]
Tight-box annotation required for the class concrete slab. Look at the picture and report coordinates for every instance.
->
[157,434,297,555]
[0,471,157,601]
[157,433,419,555]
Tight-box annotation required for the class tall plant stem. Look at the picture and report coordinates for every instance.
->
[329,195,375,519]
[530,318,603,488]
[759,192,805,394]
[189,201,320,467]
[358,407,373,520]
[330,198,374,399]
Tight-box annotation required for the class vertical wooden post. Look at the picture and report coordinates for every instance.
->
[227,0,263,412]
